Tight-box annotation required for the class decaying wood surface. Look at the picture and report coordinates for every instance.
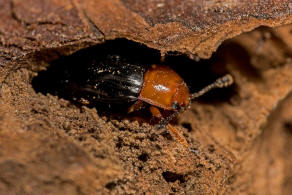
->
[1,0,292,194]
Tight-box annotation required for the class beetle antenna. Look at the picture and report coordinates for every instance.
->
[156,107,186,129]
[190,74,233,100]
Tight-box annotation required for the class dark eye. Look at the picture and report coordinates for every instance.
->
[172,101,179,110]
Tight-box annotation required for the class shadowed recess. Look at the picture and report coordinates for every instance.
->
[32,39,235,112]
[162,171,185,183]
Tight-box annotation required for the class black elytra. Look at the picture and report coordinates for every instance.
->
[81,55,147,104]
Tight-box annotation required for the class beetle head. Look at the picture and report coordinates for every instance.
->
[172,82,190,111]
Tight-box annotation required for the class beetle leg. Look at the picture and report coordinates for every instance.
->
[128,100,144,113]
[149,106,163,118]
[166,123,190,149]
[149,106,190,149]
[149,106,174,128]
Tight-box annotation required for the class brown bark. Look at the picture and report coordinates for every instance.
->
[1,0,292,194]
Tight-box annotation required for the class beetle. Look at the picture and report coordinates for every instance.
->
[62,55,233,150]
